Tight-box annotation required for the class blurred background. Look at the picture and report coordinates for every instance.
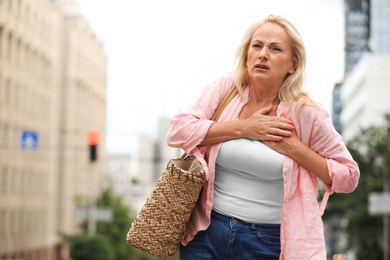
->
[0,0,389,259]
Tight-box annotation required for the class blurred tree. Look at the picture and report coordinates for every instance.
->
[66,234,114,260]
[80,187,137,260]
[80,187,179,260]
[322,113,390,259]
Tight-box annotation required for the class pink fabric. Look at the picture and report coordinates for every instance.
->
[166,74,360,259]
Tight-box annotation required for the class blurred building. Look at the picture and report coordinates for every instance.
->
[332,0,390,138]
[328,0,390,258]
[341,53,390,140]
[344,0,371,76]
[332,0,371,133]
[106,153,142,209]
[340,0,390,140]
[134,118,181,214]
[332,82,343,133]
[106,118,181,219]
[106,154,133,204]
[0,0,107,259]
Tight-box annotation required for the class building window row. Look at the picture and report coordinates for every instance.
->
[0,74,53,122]
[0,26,52,81]
[3,0,52,42]
[0,164,48,196]
[0,208,48,250]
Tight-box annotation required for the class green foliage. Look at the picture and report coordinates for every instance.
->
[323,114,390,259]
[66,234,114,260]
[67,185,179,260]
[79,187,179,260]
[79,187,136,260]
[97,188,135,259]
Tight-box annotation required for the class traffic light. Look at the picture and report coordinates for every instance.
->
[89,144,97,162]
[87,131,100,162]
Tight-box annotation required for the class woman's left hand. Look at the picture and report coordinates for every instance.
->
[263,118,332,185]
[263,129,301,157]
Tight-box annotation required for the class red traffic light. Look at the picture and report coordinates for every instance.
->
[87,131,100,146]
[89,144,97,162]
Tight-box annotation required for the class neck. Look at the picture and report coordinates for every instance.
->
[247,78,284,104]
[248,87,280,107]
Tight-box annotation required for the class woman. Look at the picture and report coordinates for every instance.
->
[166,14,360,259]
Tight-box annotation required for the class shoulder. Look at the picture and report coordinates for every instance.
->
[204,73,235,98]
[285,100,339,145]
[284,100,331,134]
[289,98,329,119]
[301,104,328,120]
[213,73,234,90]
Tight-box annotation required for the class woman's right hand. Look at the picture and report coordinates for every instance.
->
[199,105,295,146]
[241,105,295,142]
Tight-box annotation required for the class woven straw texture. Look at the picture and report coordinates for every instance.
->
[126,156,206,258]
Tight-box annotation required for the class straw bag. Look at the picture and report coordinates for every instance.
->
[126,84,238,258]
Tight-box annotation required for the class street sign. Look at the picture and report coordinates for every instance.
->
[21,131,39,150]
[74,207,113,222]
[368,192,390,215]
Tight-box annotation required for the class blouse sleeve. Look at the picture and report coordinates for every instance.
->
[166,76,233,155]
[305,107,360,194]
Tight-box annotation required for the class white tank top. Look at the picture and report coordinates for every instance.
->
[214,138,284,224]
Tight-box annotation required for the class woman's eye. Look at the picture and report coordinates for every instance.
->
[252,44,262,48]
[271,47,282,51]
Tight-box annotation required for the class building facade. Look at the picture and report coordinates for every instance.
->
[341,53,390,140]
[344,0,371,76]
[135,118,181,214]
[333,0,390,139]
[332,0,371,134]
[340,0,390,140]
[0,0,107,259]
[332,82,343,134]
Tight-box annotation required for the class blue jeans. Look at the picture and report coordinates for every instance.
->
[180,210,281,260]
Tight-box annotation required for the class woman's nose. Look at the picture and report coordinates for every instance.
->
[258,47,268,59]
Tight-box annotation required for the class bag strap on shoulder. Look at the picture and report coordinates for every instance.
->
[210,83,238,122]
[182,82,238,159]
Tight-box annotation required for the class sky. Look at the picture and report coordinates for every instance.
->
[78,0,345,154]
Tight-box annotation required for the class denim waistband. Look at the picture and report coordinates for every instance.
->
[211,210,281,228]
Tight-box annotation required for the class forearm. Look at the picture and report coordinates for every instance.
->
[199,121,244,145]
[200,113,295,146]
[289,142,332,185]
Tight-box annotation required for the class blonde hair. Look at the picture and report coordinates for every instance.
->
[233,14,318,108]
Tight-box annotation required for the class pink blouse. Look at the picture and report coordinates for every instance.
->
[166,74,360,259]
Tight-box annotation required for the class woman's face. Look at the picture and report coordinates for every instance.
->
[246,22,295,86]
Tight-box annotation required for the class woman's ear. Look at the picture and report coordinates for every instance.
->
[288,61,297,74]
